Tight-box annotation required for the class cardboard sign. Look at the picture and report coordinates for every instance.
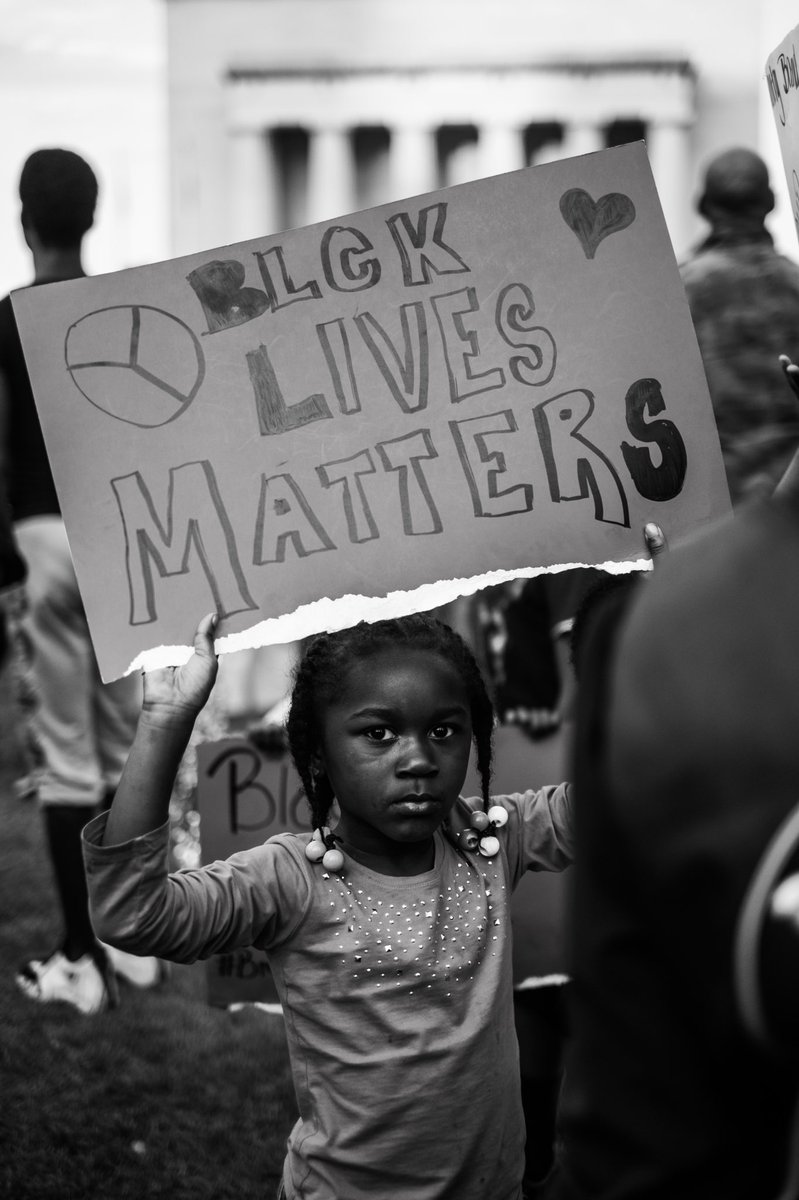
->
[13,142,730,682]
[766,24,799,238]
[196,738,307,1006]
[195,728,570,1006]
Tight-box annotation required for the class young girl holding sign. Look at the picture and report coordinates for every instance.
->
[83,611,574,1200]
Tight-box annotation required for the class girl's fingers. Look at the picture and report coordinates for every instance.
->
[195,612,219,652]
[644,522,668,563]
[780,355,799,400]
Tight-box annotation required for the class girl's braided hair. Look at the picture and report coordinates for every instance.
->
[286,613,495,830]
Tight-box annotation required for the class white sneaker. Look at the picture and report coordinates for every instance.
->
[101,943,166,988]
[16,951,115,1015]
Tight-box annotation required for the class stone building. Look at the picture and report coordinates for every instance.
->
[1,1,797,283]
[164,0,799,262]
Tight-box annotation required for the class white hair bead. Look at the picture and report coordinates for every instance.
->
[322,847,345,871]
[305,839,326,862]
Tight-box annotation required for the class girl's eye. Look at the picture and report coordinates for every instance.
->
[429,724,454,741]
[363,726,394,742]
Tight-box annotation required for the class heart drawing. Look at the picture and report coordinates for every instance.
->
[559,188,636,259]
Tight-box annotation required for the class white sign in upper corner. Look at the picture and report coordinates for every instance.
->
[766,24,799,242]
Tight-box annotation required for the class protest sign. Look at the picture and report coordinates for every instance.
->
[196,738,306,1006]
[195,727,569,1006]
[13,141,730,682]
[766,24,799,239]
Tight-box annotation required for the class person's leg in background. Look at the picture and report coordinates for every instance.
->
[514,982,571,1198]
[0,577,45,799]
[13,517,148,1013]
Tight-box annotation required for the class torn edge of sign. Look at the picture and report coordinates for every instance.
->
[125,556,652,676]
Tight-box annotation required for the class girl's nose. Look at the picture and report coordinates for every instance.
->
[397,736,437,775]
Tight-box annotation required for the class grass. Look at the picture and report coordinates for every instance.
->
[0,667,297,1200]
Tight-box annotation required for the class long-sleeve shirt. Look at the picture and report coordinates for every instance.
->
[83,784,573,1200]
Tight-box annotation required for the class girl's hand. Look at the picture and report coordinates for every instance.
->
[643,522,668,566]
[142,612,219,726]
[779,353,799,401]
[776,356,799,501]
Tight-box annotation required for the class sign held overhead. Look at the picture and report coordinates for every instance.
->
[13,142,730,681]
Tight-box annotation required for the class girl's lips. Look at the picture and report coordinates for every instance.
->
[392,794,440,814]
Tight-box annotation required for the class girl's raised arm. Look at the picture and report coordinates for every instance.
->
[103,613,219,846]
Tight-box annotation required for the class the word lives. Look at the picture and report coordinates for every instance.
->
[112,201,688,626]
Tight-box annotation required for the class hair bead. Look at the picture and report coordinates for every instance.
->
[305,827,345,872]
[322,847,345,872]
[459,829,481,852]
[305,839,326,863]
[459,803,510,860]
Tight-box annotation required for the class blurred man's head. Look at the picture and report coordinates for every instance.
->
[698,147,774,224]
[19,148,98,248]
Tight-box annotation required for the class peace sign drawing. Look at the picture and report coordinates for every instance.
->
[64,304,206,427]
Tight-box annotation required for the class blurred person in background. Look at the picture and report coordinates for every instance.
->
[547,428,799,1199]
[0,148,158,1015]
[680,146,799,505]
[475,570,601,1197]
[549,499,799,1199]
[0,485,41,799]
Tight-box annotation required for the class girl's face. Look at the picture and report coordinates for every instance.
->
[317,646,473,870]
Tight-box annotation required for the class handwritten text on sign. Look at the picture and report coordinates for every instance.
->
[196,739,306,1006]
[767,24,799,240]
[12,143,729,681]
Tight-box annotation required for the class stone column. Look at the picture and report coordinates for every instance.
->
[390,125,439,199]
[646,120,693,259]
[306,126,356,224]
[559,121,605,160]
[478,124,526,178]
[445,134,480,187]
[229,128,280,242]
